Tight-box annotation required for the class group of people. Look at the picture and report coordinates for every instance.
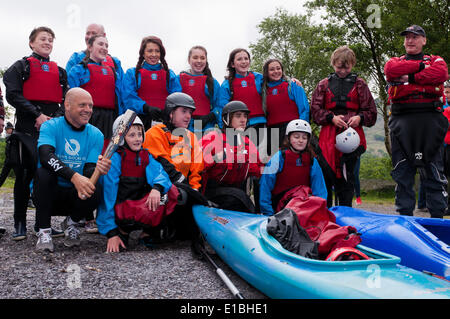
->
[0,22,448,254]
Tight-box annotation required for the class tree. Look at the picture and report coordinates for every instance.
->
[250,8,344,97]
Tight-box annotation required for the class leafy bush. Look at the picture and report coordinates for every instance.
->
[359,154,392,181]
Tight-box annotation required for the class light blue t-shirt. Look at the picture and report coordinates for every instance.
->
[38,116,104,187]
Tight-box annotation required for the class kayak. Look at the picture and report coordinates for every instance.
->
[192,204,450,299]
[330,206,450,280]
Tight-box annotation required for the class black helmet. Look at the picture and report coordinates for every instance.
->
[222,101,249,127]
[5,122,14,130]
[162,92,196,126]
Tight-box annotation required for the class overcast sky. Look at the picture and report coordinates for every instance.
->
[0,0,308,83]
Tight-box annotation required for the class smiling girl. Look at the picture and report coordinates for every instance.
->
[262,58,310,154]
[122,36,181,130]
[178,46,221,132]
[68,35,122,146]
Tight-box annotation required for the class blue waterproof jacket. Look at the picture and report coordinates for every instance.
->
[96,149,172,236]
[66,51,124,81]
[259,150,328,215]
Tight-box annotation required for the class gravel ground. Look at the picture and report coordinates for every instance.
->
[0,188,431,300]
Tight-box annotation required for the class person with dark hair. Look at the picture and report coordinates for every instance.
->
[200,101,263,212]
[34,88,111,252]
[259,119,327,215]
[178,46,221,133]
[385,25,449,218]
[262,58,309,155]
[3,26,68,240]
[311,46,377,207]
[122,36,181,130]
[68,35,122,151]
[66,23,123,80]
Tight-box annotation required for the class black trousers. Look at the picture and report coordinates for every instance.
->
[33,167,101,229]
[324,157,357,208]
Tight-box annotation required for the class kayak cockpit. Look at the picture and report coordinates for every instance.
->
[257,219,401,269]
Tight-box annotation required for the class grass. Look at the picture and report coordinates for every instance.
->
[360,188,395,204]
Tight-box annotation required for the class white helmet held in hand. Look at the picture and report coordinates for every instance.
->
[112,115,145,146]
[335,127,360,153]
[285,119,312,136]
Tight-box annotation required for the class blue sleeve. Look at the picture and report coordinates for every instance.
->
[97,152,121,236]
[121,68,146,114]
[259,151,283,215]
[68,65,89,88]
[252,72,264,94]
[168,69,182,94]
[86,127,104,164]
[217,80,232,129]
[37,119,57,149]
[145,152,172,194]
[310,158,328,200]
[112,56,124,82]
[66,51,84,74]
[209,78,222,125]
[289,82,310,122]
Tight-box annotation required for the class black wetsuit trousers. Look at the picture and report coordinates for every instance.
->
[33,167,101,229]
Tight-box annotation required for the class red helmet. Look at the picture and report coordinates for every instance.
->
[326,247,370,261]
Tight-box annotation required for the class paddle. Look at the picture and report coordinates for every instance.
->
[198,244,245,299]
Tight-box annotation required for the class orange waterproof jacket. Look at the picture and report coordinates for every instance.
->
[143,124,204,190]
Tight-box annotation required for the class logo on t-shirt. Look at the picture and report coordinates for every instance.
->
[65,138,80,156]
[241,80,248,88]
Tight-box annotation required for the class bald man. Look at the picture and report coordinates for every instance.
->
[66,23,124,80]
[34,88,111,252]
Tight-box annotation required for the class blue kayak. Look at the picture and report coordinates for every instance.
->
[192,205,450,299]
[330,206,450,281]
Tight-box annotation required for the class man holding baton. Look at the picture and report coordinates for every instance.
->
[34,88,111,252]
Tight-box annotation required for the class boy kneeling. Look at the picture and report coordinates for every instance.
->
[97,116,178,252]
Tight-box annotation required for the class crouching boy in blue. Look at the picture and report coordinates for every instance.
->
[97,115,178,252]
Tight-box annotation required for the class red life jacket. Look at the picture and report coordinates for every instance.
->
[22,56,63,103]
[179,73,211,116]
[103,55,116,70]
[272,150,311,196]
[266,81,299,126]
[81,63,116,109]
[232,73,264,118]
[324,73,359,111]
[213,133,253,186]
[388,55,444,105]
[116,148,150,203]
[138,68,168,110]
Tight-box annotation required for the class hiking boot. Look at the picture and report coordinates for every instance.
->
[12,222,27,241]
[84,220,98,234]
[64,225,81,247]
[355,197,362,205]
[36,228,54,252]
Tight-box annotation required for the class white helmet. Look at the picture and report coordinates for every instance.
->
[285,119,312,136]
[112,114,145,146]
[335,127,360,153]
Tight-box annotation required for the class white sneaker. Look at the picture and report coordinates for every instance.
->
[36,228,54,252]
